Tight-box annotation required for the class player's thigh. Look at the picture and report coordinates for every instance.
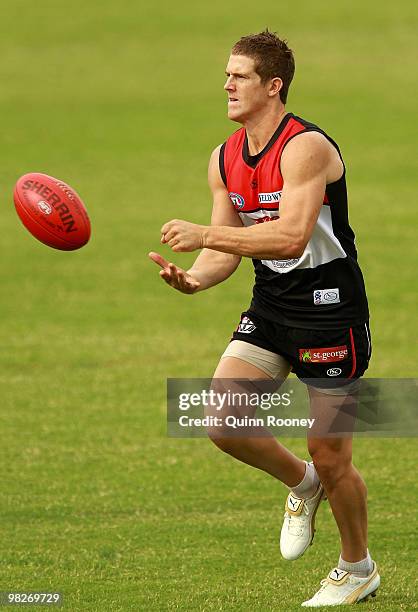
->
[307,385,355,464]
[207,341,291,421]
[209,356,272,422]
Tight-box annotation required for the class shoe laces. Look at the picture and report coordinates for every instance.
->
[284,503,309,536]
[315,578,329,597]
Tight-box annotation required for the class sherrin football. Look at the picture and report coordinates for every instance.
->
[13,172,91,250]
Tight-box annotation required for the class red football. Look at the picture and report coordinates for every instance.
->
[13,172,91,250]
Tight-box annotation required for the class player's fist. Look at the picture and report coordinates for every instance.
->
[148,252,200,294]
[160,219,205,252]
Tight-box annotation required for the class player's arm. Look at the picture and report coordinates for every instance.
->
[149,145,242,293]
[185,146,242,290]
[161,132,335,259]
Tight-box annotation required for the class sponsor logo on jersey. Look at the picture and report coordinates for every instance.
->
[237,316,256,334]
[229,192,245,210]
[254,214,279,224]
[37,200,52,215]
[258,191,282,204]
[313,288,340,305]
[271,258,299,268]
[327,367,342,377]
[298,345,348,363]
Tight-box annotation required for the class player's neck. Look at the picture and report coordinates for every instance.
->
[244,107,287,156]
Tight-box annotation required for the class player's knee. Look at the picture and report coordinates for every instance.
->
[204,401,234,452]
[309,444,352,486]
[206,429,237,455]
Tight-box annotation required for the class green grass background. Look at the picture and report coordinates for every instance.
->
[0,0,417,610]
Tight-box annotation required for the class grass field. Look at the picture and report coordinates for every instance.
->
[0,1,417,610]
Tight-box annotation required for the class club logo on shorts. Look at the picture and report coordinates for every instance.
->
[37,200,52,215]
[229,192,245,210]
[299,345,348,363]
[237,316,256,334]
[327,367,342,377]
[313,288,340,305]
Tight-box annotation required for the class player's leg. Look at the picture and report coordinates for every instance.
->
[279,322,374,571]
[307,387,368,562]
[207,314,324,561]
[208,351,324,561]
[297,323,379,606]
[206,349,306,487]
[302,398,380,609]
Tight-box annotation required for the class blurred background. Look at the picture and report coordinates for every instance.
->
[0,1,416,610]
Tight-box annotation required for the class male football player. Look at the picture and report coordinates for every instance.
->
[150,30,379,606]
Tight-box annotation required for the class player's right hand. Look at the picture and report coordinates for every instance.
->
[148,252,201,294]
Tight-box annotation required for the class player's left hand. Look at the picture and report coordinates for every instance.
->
[161,219,206,252]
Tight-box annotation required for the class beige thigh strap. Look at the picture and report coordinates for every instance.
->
[221,340,291,380]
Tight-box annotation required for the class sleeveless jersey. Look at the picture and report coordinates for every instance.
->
[219,112,369,329]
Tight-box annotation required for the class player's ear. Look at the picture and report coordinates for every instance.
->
[269,77,283,98]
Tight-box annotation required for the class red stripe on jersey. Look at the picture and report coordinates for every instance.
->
[348,327,357,379]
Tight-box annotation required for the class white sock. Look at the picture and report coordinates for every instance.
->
[290,461,320,499]
[338,550,373,577]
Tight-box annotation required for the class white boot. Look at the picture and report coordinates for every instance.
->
[280,483,324,560]
[301,563,380,606]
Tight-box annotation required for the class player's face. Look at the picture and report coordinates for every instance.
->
[224,55,270,123]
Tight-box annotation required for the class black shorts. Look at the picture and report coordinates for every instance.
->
[232,310,372,388]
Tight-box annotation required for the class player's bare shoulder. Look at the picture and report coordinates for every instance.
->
[208,144,225,191]
[207,144,243,227]
[281,130,344,184]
